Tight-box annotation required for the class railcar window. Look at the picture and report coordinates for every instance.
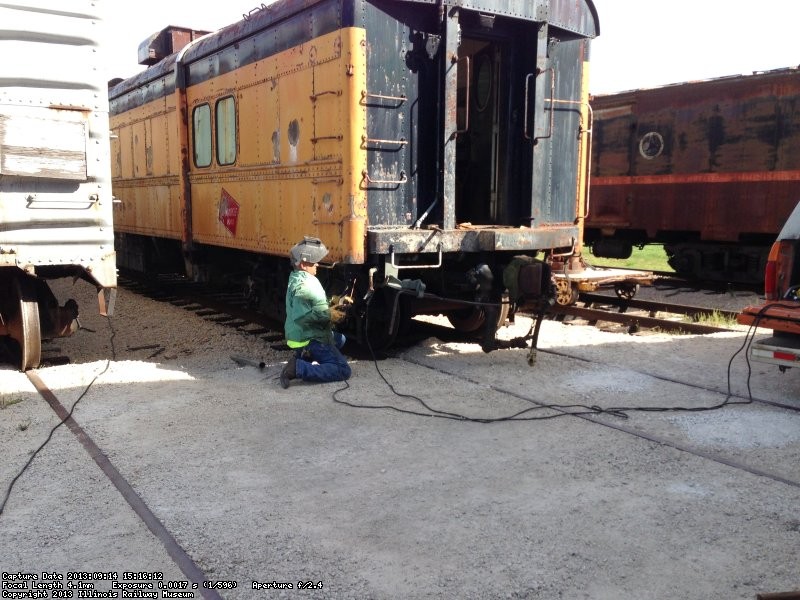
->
[475,54,492,112]
[216,96,237,166]
[193,104,212,168]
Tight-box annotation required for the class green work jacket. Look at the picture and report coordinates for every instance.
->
[284,269,333,347]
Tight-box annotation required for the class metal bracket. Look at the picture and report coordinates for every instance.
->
[362,135,408,148]
[310,135,343,143]
[360,91,407,106]
[361,170,407,186]
[310,90,342,101]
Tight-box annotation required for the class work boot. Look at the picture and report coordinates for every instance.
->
[279,355,297,389]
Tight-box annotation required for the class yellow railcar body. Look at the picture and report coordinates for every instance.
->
[111,94,182,239]
[188,27,368,264]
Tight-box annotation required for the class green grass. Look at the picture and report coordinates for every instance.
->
[1,395,23,409]
[687,309,739,329]
[585,244,674,273]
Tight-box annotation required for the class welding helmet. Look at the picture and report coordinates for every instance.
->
[289,236,328,266]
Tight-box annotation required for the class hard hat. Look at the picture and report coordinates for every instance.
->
[289,236,328,266]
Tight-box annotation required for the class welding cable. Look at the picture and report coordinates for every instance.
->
[332,297,800,422]
[0,315,117,518]
[598,301,800,416]
[331,294,633,423]
[740,301,800,408]
[732,300,800,412]
[331,372,628,423]
[730,300,800,403]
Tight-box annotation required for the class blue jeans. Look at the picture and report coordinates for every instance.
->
[294,333,351,383]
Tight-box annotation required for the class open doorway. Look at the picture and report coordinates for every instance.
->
[455,37,505,225]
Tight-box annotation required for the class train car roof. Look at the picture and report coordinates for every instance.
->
[385,0,598,37]
[110,0,599,100]
[590,65,799,103]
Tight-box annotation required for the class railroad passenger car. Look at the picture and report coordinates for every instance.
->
[0,1,116,370]
[585,67,800,285]
[109,0,599,348]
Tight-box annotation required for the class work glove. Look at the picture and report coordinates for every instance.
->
[329,305,348,325]
[329,295,354,307]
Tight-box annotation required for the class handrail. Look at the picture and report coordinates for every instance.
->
[361,135,408,148]
[360,91,407,105]
[525,67,555,141]
[546,98,594,219]
[390,243,443,270]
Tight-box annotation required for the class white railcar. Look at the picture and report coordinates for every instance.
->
[0,0,116,370]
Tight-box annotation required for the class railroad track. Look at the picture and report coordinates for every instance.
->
[116,273,443,358]
[14,328,800,590]
[118,272,287,346]
[116,271,743,365]
[7,278,799,596]
[549,293,741,335]
[19,369,226,597]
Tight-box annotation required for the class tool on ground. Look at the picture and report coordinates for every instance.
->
[230,355,266,370]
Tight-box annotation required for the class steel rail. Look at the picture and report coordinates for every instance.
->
[25,370,225,599]
[548,303,733,335]
[578,292,742,322]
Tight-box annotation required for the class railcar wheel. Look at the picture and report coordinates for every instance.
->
[554,279,579,306]
[446,298,510,332]
[7,276,42,371]
[614,283,639,300]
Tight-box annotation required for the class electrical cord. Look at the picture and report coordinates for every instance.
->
[0,314,116,518]
[331,293,800,422]
[332,291,631,422]
[332,355,630,422]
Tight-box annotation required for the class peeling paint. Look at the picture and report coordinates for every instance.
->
[272,130,280,163]
[288,119,299,163]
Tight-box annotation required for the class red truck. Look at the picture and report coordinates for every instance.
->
[738,201,800,370]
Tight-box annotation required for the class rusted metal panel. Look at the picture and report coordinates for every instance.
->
[590,176,800,242]
[137,26,210,66]
[442,8,459,231]
[367,224,579,254]
[588,67,800,243]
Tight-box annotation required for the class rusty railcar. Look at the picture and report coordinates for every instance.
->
[109,0,598,349]
[0,1,116,370]
[585,67,800,285]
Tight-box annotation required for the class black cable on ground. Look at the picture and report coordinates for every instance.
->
[0,315,116,518]
[332,297,800,422]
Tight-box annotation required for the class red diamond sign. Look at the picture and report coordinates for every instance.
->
[218,188,240,236]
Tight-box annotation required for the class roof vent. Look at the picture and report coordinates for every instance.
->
[137,26,211,66]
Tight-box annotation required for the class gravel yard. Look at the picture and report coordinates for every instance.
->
[1,277,798,599]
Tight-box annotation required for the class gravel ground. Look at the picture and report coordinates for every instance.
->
[1,277,798,599]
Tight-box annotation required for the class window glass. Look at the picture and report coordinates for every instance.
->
[193,104,212,168]
[216,96,237,165]
[475,54,492,112]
